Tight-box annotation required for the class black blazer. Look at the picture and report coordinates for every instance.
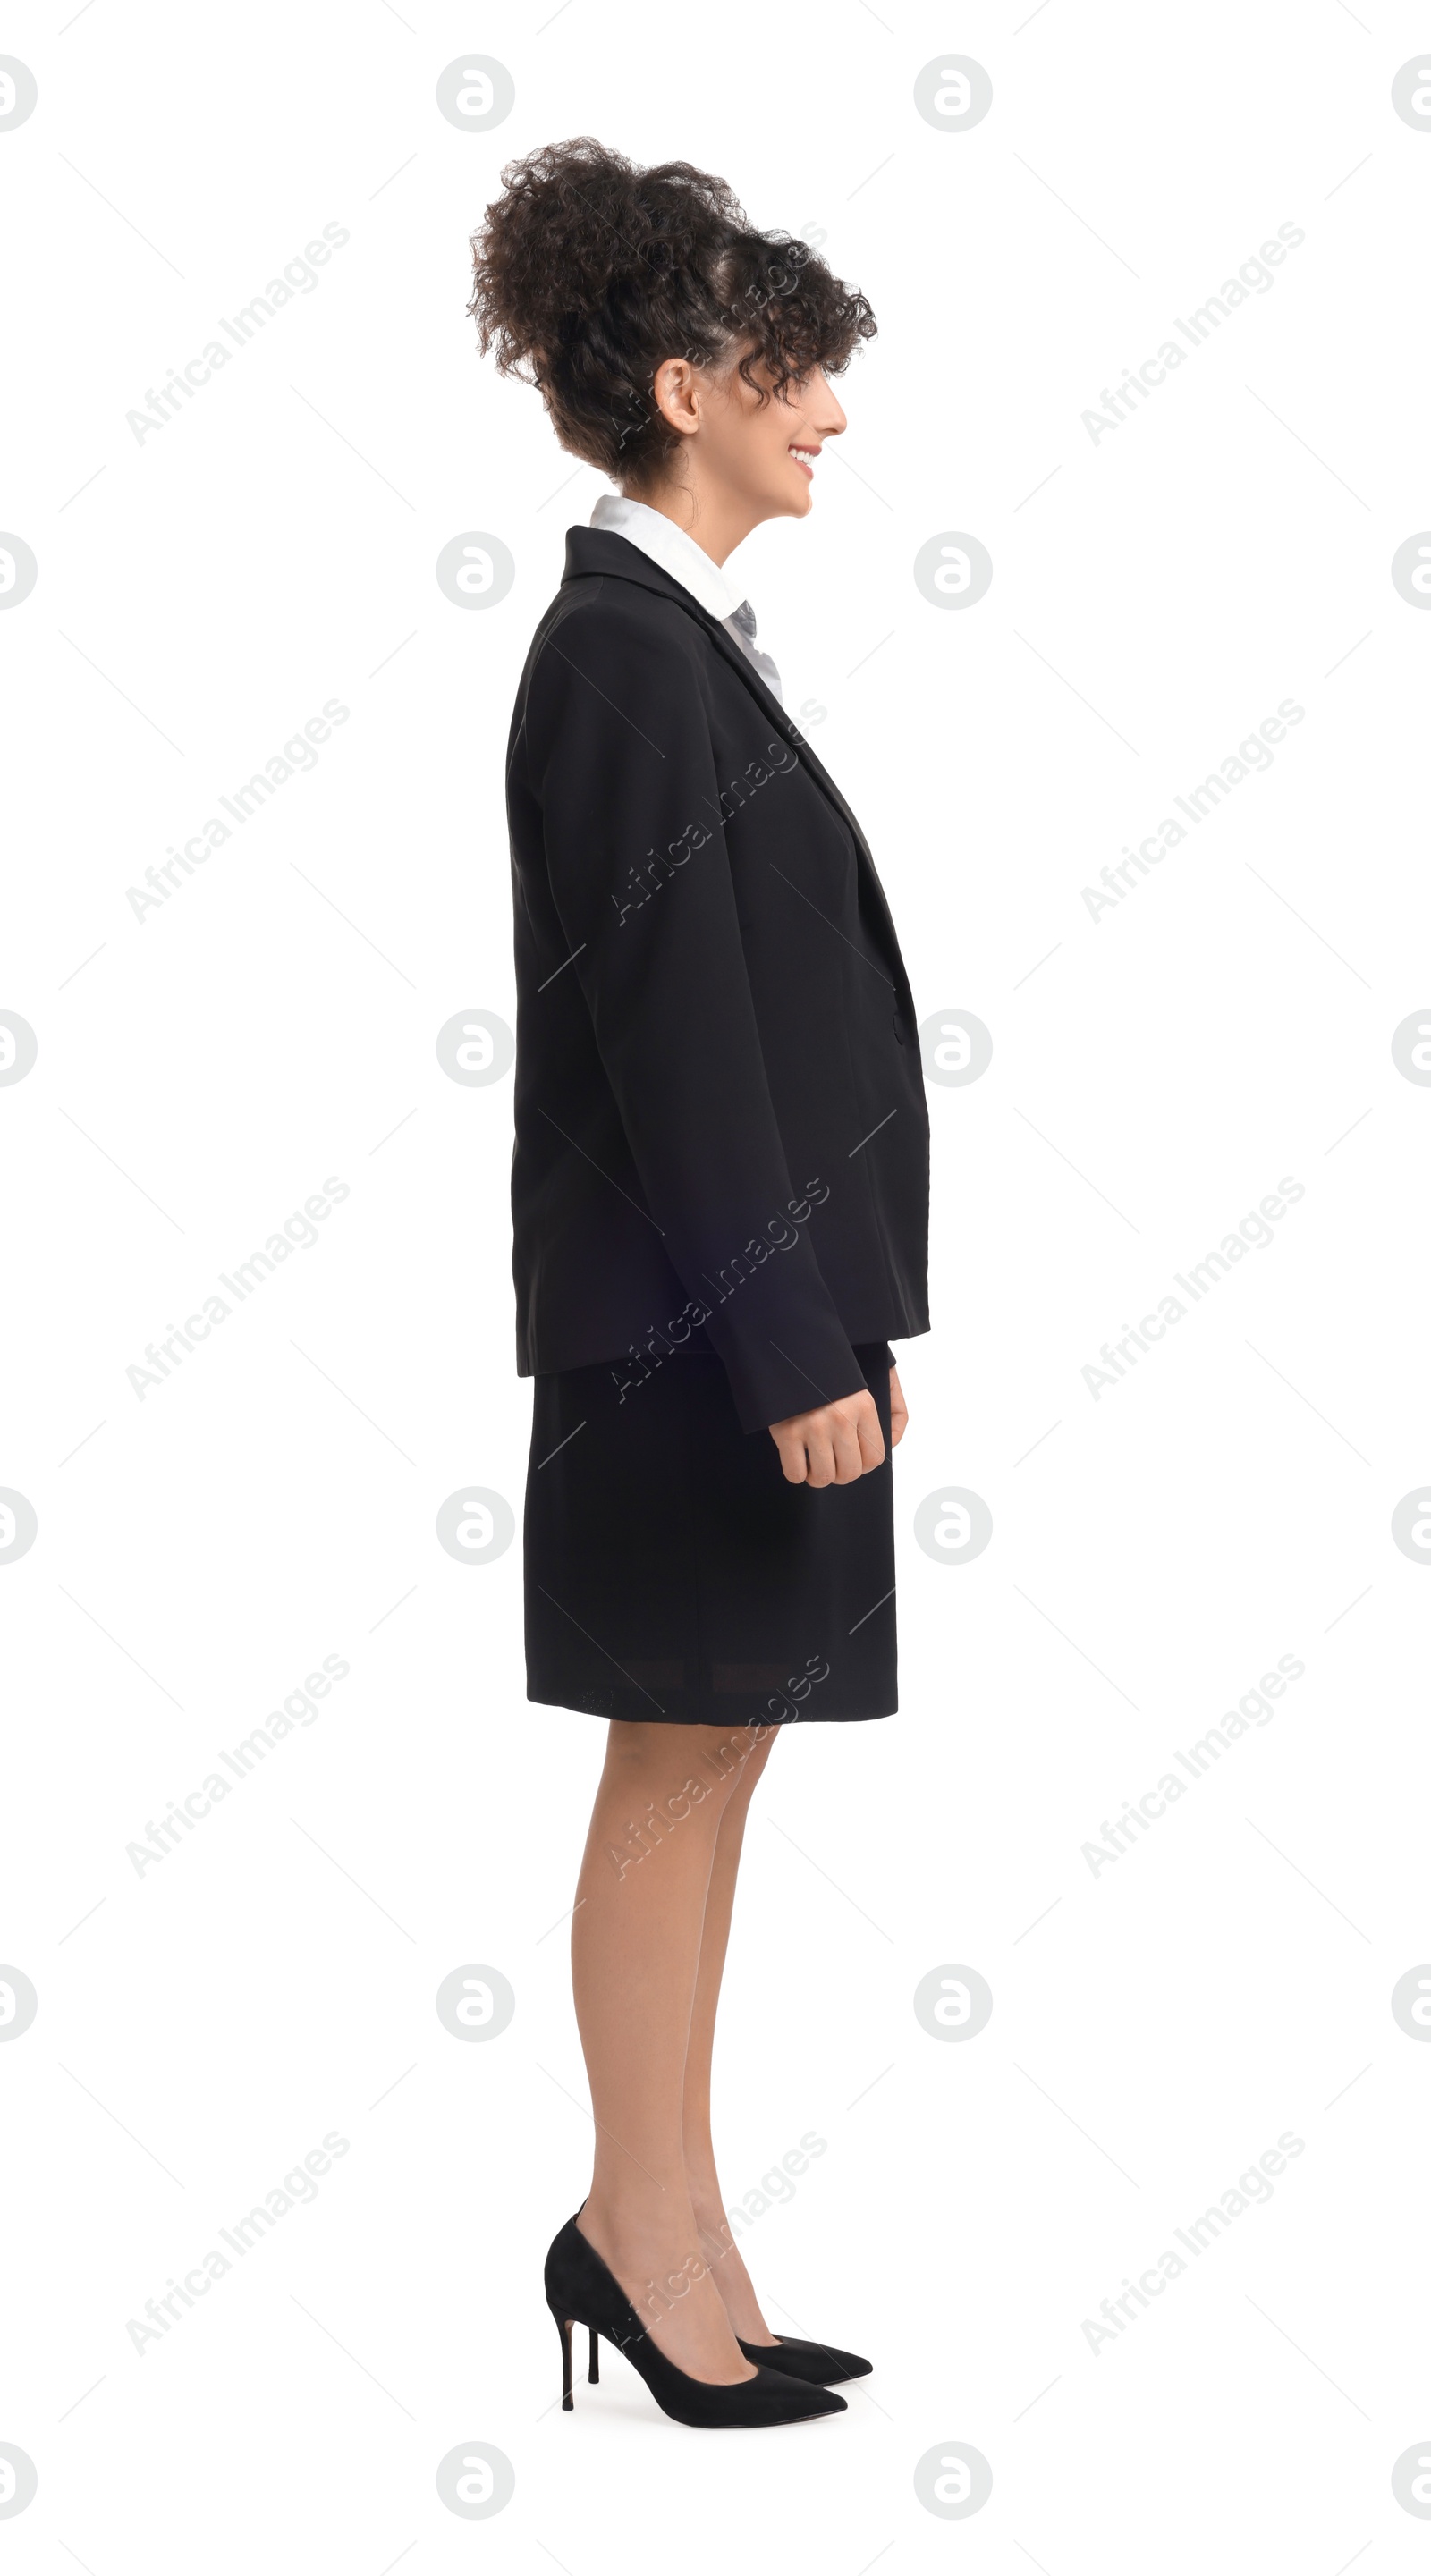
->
[505,524,929,1435]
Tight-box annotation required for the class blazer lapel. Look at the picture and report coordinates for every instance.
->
[562,528,912,1002]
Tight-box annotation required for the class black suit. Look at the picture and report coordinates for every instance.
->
[506,524,929,1436]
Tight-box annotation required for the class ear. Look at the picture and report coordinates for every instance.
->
[651,356,702,438]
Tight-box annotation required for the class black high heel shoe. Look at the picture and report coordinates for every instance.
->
[545,2216,847,2429]
[737,2333,872,2387]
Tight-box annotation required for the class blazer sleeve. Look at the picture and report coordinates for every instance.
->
[525,602,868,1435]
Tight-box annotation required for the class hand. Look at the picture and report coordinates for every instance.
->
[889,1364,908,1447]
[768,1388,885,1487]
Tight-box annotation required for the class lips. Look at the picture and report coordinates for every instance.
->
[789,445,819,478]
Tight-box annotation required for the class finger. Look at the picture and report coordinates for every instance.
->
[803,1432,836,1487]
[827,1419,866,1482]
[770,1428,808,1485]
[856,1406,886,1473]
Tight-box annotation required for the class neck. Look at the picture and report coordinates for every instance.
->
[622,478,755,569]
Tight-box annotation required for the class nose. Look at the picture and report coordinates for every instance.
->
[809,369,847,438]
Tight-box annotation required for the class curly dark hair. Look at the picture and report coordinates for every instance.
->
[469,137,876,491]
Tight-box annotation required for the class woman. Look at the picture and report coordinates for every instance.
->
[470,139,930,2429]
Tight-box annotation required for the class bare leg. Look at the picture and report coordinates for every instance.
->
[571,1719,762,2382]
[680,1721,782,2342]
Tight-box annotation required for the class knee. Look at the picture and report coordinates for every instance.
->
[718,1727,777,1811]
[601,1723,735,1819]
[601,1721,766,1820]
[723,1717,781,1786]
[686,1722,777,1812]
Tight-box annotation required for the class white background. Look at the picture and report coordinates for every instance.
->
[4,0,1431,2566]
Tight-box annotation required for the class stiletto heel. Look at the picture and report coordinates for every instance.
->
[544,2214,846,2429]
[552,2304,574,2411]
[588,2324,599,2385]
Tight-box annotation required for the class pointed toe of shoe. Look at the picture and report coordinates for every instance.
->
[739,2335,873,2386]
[808,2382,849,2416]
[755,2367,847,2420]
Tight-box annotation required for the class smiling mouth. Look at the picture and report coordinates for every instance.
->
[789,445,819,477]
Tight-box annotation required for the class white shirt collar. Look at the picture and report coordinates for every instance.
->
[590,493,745,621]
[588,493,783,705]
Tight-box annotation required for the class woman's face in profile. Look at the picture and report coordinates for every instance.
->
[650,348,848,524]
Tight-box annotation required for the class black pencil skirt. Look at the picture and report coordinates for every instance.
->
[523,1339,897,1726]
